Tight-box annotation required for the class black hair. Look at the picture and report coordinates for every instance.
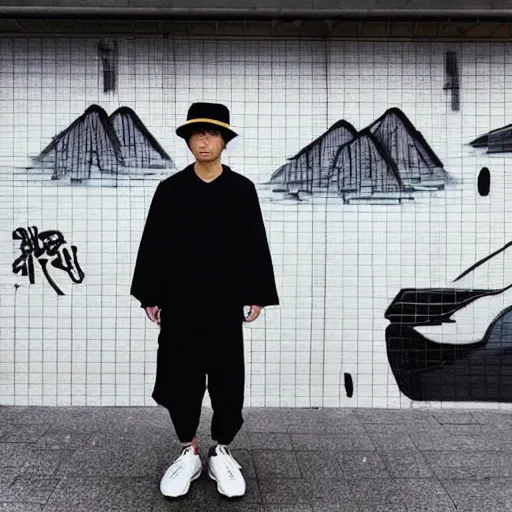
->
[185,124,227,149]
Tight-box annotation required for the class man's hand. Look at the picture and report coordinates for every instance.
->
[145,306,161,326]
[244,305,262,322]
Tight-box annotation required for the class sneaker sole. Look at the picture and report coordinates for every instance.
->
[161,466,202,498]
[208,468,245,498]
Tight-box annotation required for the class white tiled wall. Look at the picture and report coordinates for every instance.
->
[1,37,512,409]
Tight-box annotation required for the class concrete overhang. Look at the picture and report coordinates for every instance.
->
[0,0,510,20]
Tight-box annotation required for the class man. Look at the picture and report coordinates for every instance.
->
[130,102,279,499]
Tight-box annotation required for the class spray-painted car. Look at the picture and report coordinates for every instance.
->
[385,240,512,402]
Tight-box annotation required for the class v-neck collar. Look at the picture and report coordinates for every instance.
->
[189,163,228,185]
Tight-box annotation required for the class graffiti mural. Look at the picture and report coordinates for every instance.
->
[385,240,512,402]
[444,51,460,112]
[97,39,118,94]
[2,36,511,409]
[266,108,452,204]
[110,106,172,169]
[469,124,512,153]
[28,104,175,185]
[12,226,84,295]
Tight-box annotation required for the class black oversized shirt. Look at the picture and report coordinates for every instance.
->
[130,163,279,319]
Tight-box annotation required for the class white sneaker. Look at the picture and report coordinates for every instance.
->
[160,445,202,497]
[207,445,246,498]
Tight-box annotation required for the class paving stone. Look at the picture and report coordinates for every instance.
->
[0,468,23,493]
[441,423,505,436]
[155,472,263,511]
[405,506,457,512]
[12,406,90,424]
[291,433,374,451]
[244,408,287,433]
[0,504,43,512]
[410,432,512,451]
[189,506,265,512]
[230,449,257,479]
[366,431,417,451]
[0,443,37,469]
[23,449,74,477]
[443,478,512,511]
[153,503,264,512]
[320,409,365,433]
[32,428,110,450]
[0,406,27,423]
[354,409,428,424]
[424,451,512,479]
[224,428,253,450]
[259,477,313,505]
[0,406,511,512]
[470,410,512,424]
[89,424,173,446]
[149,406,177,428]
[54,444,160,478]
[266,506,314,512]
[94,426,176,453]
[249,432,293,450]
[307,477,356,505]
[195,408,215,436]
[282,408,326,433]
[34,424,174,452]
[432,411,481,425]
[348,478,453,508]
[295,450,344,480]
[0,476,60,504]
[379,451,433,478]
[0,423,51,442]
[364,418,446,435]
[17,406,156,430]
[312,505,359,512]
[359,506,407,512]
[152,499,205,512]
[253,449,301,478]
[43,476,156,512]
[338,451,389,479]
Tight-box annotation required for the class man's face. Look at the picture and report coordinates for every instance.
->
[188,127,225,163]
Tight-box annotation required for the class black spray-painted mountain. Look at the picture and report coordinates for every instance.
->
[469,124,512,153]
[268,108,451,203]
[31,104,174,182]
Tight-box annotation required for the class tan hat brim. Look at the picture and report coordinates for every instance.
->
[176,117,238,141]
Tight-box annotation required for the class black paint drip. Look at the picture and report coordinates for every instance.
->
[444,51,460,111]
[344,373,354,398]
[478,167,490,196]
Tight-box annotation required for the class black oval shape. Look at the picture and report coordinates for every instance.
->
[478,167,490,196]
[344,373,354,398]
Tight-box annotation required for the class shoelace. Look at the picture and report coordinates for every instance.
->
[168,446,196,478]
[217,446,242,469]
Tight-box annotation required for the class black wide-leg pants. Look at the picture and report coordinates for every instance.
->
[151,309,245,445]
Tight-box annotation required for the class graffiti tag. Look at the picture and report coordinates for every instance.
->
[12,226,84,295]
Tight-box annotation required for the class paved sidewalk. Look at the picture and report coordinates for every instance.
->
[1,405,512,511]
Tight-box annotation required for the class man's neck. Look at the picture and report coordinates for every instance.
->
[193,160,223,182]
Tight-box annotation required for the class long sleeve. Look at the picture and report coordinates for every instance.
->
[130,182,166,308]
[240,183,279,307]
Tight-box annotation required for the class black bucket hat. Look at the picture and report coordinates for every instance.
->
[176,102,238,143]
